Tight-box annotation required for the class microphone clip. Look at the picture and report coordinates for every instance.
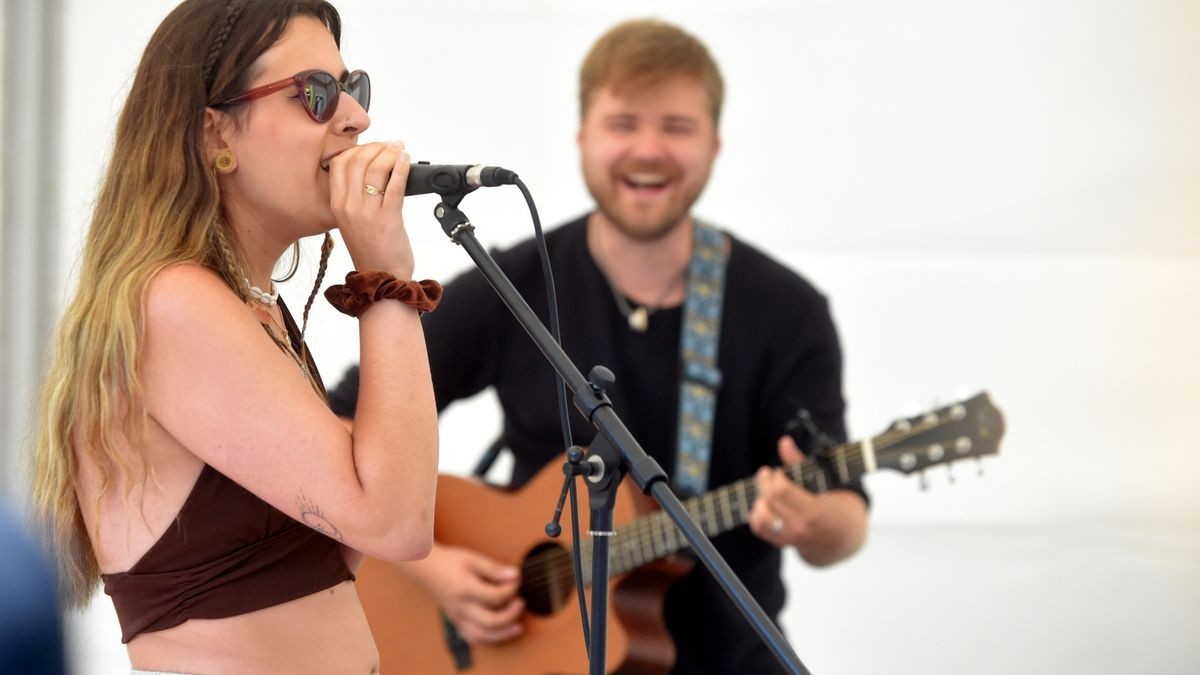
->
[433,201,474,242]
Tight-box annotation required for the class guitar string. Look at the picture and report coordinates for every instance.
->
[517,475,825,596]
[519,473,876,602]
[513,415,978,593]
[515,455,875,595]
[519,449,977,598]
[515,458,896,600]
[515,445,880,589]
[514,449,879,584]
[515,448,958,595]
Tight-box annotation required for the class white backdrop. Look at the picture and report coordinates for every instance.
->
[54,1,1200,673]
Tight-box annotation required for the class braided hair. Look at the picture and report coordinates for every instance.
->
[202,0,245,94]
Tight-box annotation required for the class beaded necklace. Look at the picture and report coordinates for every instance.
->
[243,277,279,306]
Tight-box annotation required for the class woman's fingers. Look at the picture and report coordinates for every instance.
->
[380,146,410,215]
[360,144,402,204]
[328,141,415,276]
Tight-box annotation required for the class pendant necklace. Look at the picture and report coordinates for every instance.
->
[247,289,316,389]
[593,244,682,333]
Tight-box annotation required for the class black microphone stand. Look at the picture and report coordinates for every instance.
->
[432,198,811,675]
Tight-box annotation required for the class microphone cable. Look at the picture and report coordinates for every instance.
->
[513,177,591,654]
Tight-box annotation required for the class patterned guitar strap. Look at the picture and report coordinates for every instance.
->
[674,220,729,496]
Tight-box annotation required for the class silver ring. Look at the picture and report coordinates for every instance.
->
[770,517,784,534]
[363,184,385,196]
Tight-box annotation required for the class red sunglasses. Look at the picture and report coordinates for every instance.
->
[215,69,370,123]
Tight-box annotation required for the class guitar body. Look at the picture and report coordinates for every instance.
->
[609,559,693,675]
[356,393,1005,674]
[356,457,687,675]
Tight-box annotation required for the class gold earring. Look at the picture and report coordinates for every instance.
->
[214,150,238,174]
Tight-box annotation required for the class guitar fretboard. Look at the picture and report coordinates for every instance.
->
[576,414,945,580]
[578,458,838,579]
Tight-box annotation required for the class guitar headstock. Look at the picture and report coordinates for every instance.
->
[872,392,1005,475]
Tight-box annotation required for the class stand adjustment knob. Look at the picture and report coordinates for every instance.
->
[588,365,616,393]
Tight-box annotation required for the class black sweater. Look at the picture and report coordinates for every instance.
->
[330,215,863,674]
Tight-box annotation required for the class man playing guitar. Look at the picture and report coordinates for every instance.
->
[330,18,869,674]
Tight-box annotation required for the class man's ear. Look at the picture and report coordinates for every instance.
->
[202,107,233,164]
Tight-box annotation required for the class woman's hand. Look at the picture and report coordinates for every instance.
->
[327,141,414,279]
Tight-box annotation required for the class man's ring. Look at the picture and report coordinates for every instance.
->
[770,517,784,534]
[363,184,384,196]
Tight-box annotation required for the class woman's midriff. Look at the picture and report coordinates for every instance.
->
[126,581,381,674]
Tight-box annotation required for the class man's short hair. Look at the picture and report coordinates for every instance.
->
[579,19,725,125]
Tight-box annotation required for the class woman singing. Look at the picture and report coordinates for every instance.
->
[31,1,438,672]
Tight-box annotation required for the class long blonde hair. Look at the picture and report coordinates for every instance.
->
[30,0,341,607]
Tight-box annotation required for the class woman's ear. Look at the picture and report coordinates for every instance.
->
[202,107,233,164]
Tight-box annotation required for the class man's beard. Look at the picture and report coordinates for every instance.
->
[595,202,689,241]
[589,159,707,242]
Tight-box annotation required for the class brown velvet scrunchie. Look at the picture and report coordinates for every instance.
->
[324,271,443,317]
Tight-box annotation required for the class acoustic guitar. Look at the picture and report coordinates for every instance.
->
[356,392,1004,674]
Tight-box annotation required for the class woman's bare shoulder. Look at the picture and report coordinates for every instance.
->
[145,262,238,313]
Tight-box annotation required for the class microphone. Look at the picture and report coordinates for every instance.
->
[404,162,518,197]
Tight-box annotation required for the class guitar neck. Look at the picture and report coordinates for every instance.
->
[579,434,884,580]
[572,393,1000,581]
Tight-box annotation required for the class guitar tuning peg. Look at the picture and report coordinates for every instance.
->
[918,471,929,492]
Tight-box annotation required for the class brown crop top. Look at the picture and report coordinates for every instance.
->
[100,299,354,643]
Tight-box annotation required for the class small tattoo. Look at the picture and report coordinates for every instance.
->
[297,492,344,542]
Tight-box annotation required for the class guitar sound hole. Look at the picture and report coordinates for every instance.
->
[518,542,575,616]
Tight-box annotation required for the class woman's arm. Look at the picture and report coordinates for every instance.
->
[140,145,438,562]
